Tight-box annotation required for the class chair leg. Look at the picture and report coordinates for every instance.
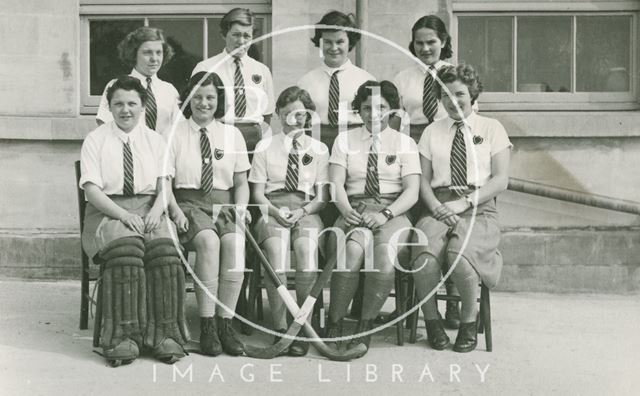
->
[92,267,103,348]
[480,284,492,352]
[79,253,90,330]
[244,261,260,335]
[408,280,418,344]
[395,273,405,346]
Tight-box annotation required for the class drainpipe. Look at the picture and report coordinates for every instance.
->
[355,0,368,69]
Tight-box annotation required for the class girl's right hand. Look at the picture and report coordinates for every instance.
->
[344,208,363,227]
[173,211,189,233]
[274,208,294,228]
[120,212,145,234]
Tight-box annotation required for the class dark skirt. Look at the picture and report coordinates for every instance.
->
[252,191,324,250]
[411,188,503,288]
[174,188,239,245]
[82,195,175,259]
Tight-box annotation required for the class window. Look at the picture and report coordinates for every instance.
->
[454,2,639,110]
[80,2,271,114]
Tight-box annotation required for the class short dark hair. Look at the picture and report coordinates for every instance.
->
[409,15,452,60]
[435,64,484,104]
[220,8,254,36]
[117,27,174,69]
[106,75,147,106]
[352,80,401,112]
[275,86,317,129]
[180,72,226,119]
[311,11,360,52]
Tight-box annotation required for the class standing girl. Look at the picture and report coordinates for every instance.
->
[168,72,251,356]
[249,86,330,357]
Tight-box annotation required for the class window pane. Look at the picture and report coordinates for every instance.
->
[517,16,571,92]
[149,18,204,95]
[207,17,266,63]
[89,19,144,95]
[458,16,513,92]
[576,16,631,92]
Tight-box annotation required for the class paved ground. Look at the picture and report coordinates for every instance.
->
[1,279,639,396]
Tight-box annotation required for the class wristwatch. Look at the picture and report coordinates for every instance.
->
[464,195,475,209]
[380,208,394,220]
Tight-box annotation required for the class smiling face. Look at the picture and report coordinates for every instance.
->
[441,80,473,120]
[277,99,307,135]
[109,89,144,132]
[224,23,253,58]
[189,84,218,126]
[359,94,391,134]
[134,40,164,77]
[321,30,349,68]
[413,27,445,66]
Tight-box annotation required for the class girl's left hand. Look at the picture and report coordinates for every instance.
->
[286,208,305,225]
[362,212,388,230]
[144,206,164,233]
[444,198,470,215]
[235,207,252,224]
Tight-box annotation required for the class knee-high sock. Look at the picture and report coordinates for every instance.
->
[442,259,459,296]
[411,253,442,320]
[195,280,218,317]
[328,271,359,322]
[217,234,245,319]
[360,271,395,320]
[448,254,480,323]
[264,272,288,330]
[295,271,317,305]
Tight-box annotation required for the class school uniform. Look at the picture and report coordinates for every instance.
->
[412,112,512,288]
[192,49,275,153]
[329,125,421,250]
[168,117,251,245]
[249,132,329,246]
[96,69,181,138]
[298,59,375,149]
[80,121,173,259]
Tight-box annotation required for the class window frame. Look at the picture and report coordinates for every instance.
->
[79,1,272,114]
[452,1,640,111]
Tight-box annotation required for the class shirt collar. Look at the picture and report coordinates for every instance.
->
[189,118,218,134]
[417,59,446,75]
[447,112,478,131]
[130,68,157,86]
[322,58,352,76]
[359,124,394,141]
[111,121,140,143]
[223,48,247,65]
[283,130,307,150]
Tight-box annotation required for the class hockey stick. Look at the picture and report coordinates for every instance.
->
[240,205,368,361]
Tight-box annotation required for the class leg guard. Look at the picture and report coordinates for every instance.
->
[143,238,190,363]
[98,237,146,363]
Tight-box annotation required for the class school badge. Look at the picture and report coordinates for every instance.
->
[473,135,484,145]
[214,148,224,160]
[385,155,397,165]
[251,74,262,84]
[302,154,313,165]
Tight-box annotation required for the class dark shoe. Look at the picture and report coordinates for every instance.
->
[217,317,244,356]
[272,329,290,356]
[289,337,309,357]
[200,317,222,356]
[104,339,139,367]
[346,319,373,350]
[453,321,478,353]
[153,338,186,364]
[424,318,450,350]
[324,319,343,350]
[444,300,461,329]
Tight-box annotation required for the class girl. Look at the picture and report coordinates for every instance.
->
[97,27,181,137]
[325,80,421,354]
[168,72,251,356]
[249,86,330,357]
[411,64,511,352]
[80,76,188,365]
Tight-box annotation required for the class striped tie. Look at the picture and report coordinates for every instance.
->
[284,138,300,192]
[422,66,438,124]
[233,57,247,118]
[200,127,214,194]
[145,77,157,130]
[123,139,135,196]
[328,70,340,126]
[450,121,468,195]
[364,136,380,202]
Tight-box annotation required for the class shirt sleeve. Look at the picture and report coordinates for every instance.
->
[399,136,422,177]
[79,131,104,190]
[151,134,171,178]
[166,137,177,178]
[489,119,513,155]
[95,79,115,124]
[248,140,268,183]
[191,60,205,77]
[329,133,348,168]
[316,142,330,183]
[262,66,276,116]
[234,128,252,172]
[417,126,433,160]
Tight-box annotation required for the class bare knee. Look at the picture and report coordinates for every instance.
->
[191,230,220,255]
